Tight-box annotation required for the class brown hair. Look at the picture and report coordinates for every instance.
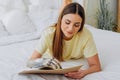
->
[52,2,85,61]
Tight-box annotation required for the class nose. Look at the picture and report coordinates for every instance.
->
[68,25,74,31]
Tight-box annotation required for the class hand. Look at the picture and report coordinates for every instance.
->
[64,69,86,79]
[59,0,72,14]
[63,0,72,5]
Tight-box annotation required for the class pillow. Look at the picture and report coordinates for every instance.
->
[0,21,8,37]
[74,0,84,6]
[0,0,29,12]
[0,6,7,20]
[0,0,10,6]
[29,0,85,10]
[28,7,59,33]
[2,10,36,35]
[9,0,29,12]
[0,21,5,31]
[29,0,59,9]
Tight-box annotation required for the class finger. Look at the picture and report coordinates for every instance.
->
[64,73,68,76]
[65,74,82,79]
[65,71,84,79]
[67,71,80,75]
[65,72,78,77]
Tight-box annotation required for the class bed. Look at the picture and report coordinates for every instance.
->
[0,0,120,80]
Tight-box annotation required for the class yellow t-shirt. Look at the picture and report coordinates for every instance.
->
[35,26,97,61]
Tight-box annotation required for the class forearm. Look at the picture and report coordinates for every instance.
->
[27,50,42,67]
[83,65,101,76]
[59,0,72,13]
[83,54,102,75]
[27,58,43,68]
[65,64,101,79]
[29,50,42,60]
[63,0,72,5]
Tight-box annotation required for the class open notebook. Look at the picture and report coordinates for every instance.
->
[19,57,82,74]
[19,65,82,74]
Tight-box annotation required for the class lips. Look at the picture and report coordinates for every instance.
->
[67,31,73,34]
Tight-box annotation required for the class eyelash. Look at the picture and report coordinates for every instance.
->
[65,22,70,25]
[74,24,80,27]
[65,22,80,27]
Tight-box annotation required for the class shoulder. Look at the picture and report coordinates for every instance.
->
[76,27,93,41]
[78,27,93,37]
[41,26,56,38]
[42,25,56,37]
[83,27,92,36]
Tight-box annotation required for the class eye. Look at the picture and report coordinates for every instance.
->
[65,21,70,25]
[74,23,80,27]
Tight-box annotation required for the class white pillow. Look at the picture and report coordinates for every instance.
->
[2,10,36,35]
[74,0,84,6]
[29,0,85,10]
[29,0,58,9]
[0,0,10,6]
[0,0,29,12]
[0,21,5,31]
[0,21,8,37]
[29,5,59,32]
[0,6,8,20]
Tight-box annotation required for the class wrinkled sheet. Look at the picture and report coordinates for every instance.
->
[0,31,41,46]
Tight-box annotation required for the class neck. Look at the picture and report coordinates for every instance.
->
[63,36,73,41]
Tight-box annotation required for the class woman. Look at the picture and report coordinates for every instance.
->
[28,0,101,79]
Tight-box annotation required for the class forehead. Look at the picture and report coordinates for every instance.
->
[62,14,82,22]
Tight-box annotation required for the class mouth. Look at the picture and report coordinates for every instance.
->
[67,31,73,34]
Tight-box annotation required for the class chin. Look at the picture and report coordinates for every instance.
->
[66,35,73,39]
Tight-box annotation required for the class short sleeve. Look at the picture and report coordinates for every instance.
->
[35,33,48,55]
[83,33,98,58]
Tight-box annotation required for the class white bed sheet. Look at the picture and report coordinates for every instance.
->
[0,25,120,80]
[0,31,41,46]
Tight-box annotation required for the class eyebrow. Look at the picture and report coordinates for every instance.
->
[65,19,71,22]
[65,19,81,24]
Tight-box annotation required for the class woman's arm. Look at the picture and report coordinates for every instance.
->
[63,0,72,5]
[59,0,72,13]
[84,54,101,74]
[65,54,101,79]
[27,50,42,68]
[29,50,42,60]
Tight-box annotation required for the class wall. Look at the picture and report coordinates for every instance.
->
[86,0,117,28]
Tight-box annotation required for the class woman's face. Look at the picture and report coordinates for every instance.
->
[61,14,82,40]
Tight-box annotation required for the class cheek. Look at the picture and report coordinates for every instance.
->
[75,27,80,33]
[61,22,67,31]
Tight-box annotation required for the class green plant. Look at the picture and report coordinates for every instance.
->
[96,0,116,30]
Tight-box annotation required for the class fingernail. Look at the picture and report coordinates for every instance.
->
[65,74,67,76]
